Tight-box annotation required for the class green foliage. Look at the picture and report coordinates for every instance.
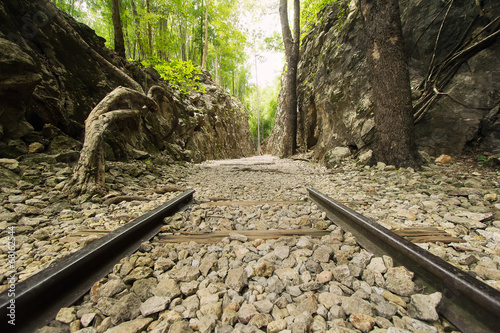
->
[53,0,87,18]
[142,57,206,95]
[247,76,280,146]
[301,0,348,40]
[264,31,284,53]
[335,4,349,33]
[477,155,488,166]
[58,0,251,101]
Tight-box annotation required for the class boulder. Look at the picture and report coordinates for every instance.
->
[325,147,351,168]
[0,0,255,163]
[0,38,41,142]
[268,0,500,159]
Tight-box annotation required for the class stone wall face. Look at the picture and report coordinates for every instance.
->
[270,0,499,161]
[0,0,254,161]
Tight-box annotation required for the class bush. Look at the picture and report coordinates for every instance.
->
[142,57,206,95]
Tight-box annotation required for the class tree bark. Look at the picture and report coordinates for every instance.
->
[359,0,420,168]
[63,86,161,198]
[111,0,126,58]
[279,0,299,157]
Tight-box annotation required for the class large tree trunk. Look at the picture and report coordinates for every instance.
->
[279,0,300,157]
[64,86,162,198]
[111,0,126,58]
[360,0,420,168]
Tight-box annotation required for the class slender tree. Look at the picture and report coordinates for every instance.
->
[279,0,300,157]
[359,0,420,167]
[146,0,153,56]
[201,0,210,69]
[111,0,126,58]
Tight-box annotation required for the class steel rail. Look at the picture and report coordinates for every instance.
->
[307,187,500,333]
[0,189,194,333]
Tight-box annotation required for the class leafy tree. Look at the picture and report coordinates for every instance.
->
[111,0,126,57]
[142,57,206,94]
[54,0,289,140]
[248,76,280,147]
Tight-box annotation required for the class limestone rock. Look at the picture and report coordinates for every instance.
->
[168,320,194,333]
[325,147,351,168]
[103,318,153,333]
[225,267,248,292]
[28,142,45,154]
[0,158,19,172]
[56,307,76,324]
[108,293,142,324]
[267,319,287,333]
[99,279,126,298]
[349,313,375,332]
[154,278,181,299]
[342,296,374,316]
[140,296,170,316]
[171,266,200,282]
[384,267,416,296]
[435,155,452,164]
[408,292,442,321]
[237,303,258,324]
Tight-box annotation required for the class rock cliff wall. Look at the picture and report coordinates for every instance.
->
[0,0,255,163]
[269,0,499,162]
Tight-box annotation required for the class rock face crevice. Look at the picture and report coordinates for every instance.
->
[269,0,500,162]
[0,0,254,162]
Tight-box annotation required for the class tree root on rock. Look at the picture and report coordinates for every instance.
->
[63,85,164,199]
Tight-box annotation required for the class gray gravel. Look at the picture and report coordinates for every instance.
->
[0,154,499,332]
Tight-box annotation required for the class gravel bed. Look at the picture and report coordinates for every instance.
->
[1,155,499,332]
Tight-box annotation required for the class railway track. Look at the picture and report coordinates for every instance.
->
[308,188,500,333]
[0,190,194,333]
[1,186,499,332]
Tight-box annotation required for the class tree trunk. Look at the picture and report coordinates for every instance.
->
[360,0,420,168]
[146,0,153,56]
[279,0,300,157]
[111,0,126,58]
[131,0,145,61]
[201,0,209,69]
[63,86,162,198]
[255,54,261,155]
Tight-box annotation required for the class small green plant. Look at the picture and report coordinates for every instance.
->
[477,155,488,166]
[142,57,206,95]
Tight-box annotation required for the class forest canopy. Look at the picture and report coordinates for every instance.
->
[52,0,339,147]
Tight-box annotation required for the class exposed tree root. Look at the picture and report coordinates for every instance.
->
[413,12,500,123]
[64,86,164,199]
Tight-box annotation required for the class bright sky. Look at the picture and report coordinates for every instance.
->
[252,50,284,87]
[243,1,284,87]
